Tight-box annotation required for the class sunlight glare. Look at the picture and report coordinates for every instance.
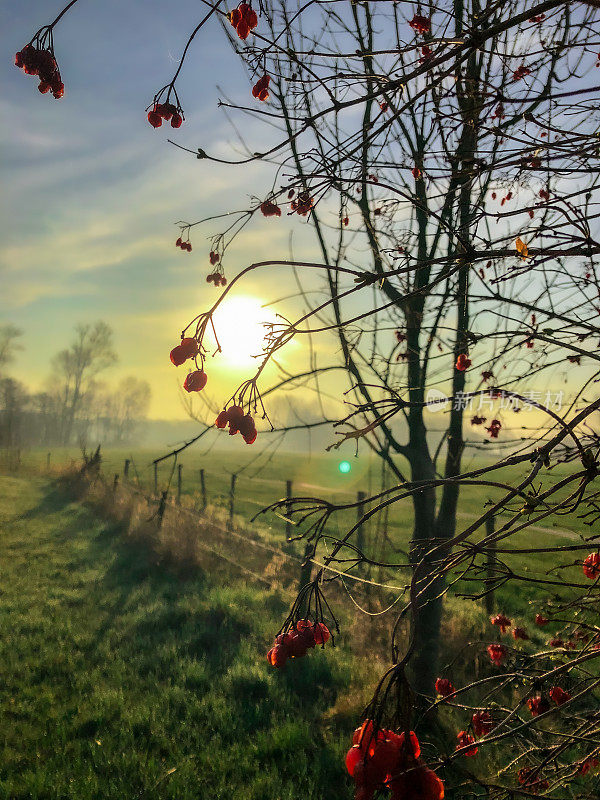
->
[211,295,278,367]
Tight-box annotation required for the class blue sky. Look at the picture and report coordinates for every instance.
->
[1,0,317,419]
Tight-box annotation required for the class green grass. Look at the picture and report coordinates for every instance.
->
[10,446,592,628]
[0,474,365,799]
[0,460,596,798]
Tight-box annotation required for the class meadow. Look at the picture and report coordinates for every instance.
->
[12,445,589,620]
[0,473,372,799]
[0,448,593,798]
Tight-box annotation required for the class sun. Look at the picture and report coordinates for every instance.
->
[211,295,278,367]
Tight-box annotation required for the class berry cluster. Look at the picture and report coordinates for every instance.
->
[346,722,443,800]
[176,237,192,252]
[490,612,512,633]
[472,710,494,737]
[206,252,226,285]
[527,695,550,717]
[260,200,281,217]
[455,353,471,371]
[487,643,507,666]
[486,418,501,438]
[512,65,531,82]
[291,190,314,216]
[15,44,64,98]
[229,3,258,40]
[170,337,198,366]
[409,14,431,35]
[549,686,571,705]
[266,619,330,668]
[207,271,227,287]
[455,730,478,757]
[215,405,257,444]
[252,75,270,101]
[518,767,549,793]
[148,102,183,129]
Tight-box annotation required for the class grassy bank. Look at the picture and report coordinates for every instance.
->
[0,474,370,799]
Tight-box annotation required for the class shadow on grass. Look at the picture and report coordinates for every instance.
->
[13,478,74,522]
[3,478,354,799]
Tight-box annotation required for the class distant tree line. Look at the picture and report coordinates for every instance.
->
[0,321,151,449]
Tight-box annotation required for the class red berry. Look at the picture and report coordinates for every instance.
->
[171,113,183,129]
[435,678,454,697]
[252,75,270,101]
[148,111,162,128]
[215,410,229,429]
[583,551,600,579]
[228,405,245,424]
[287,633,308,658]
[345,745,362,777]
[183,370,208,392]
[388,730,420,759]
[169,345,185,366]
[170,337,198,365]
[267,644,287,668]
[238,414,256,437]
[313,622,330,645]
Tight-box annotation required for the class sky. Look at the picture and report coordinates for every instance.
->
[1,0,321,421]
[3,1,596,446]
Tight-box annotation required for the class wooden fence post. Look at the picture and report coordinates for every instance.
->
[285,479,293,540]
[124,459,130,480]
[484,515,496,615]
[200,469,207,510]
[177,464,183,505]
[153,462,158,496]
[228,473,237,530]
[46,452,51,471]
[113,473,119,495]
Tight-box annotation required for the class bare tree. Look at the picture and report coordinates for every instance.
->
[94,376,152,444]
[14,2,600,798]
[0,324,23,375]
[51,321,117,445]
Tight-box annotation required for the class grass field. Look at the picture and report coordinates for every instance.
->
[0,473,372,799]
[0,452,597,798]
[10,445,591,623]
